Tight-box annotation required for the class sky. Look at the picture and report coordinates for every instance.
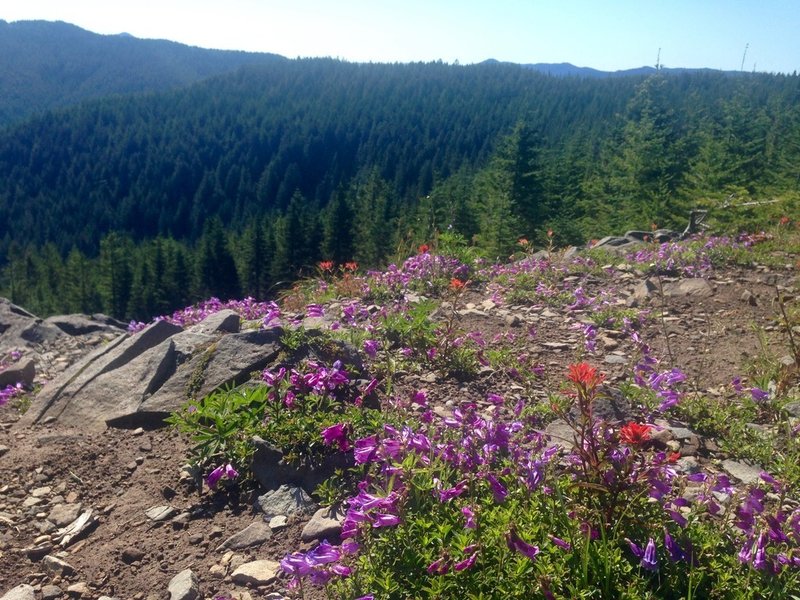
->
[2,0,798,74]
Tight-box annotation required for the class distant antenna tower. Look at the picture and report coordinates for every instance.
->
[740,43,749,71]
[655,48,661,70]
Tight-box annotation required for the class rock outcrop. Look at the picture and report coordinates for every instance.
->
[17,310,283,430]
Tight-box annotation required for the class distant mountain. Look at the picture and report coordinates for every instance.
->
[482,59,738,78]
[525,62,745,78]
[0,20,284,126]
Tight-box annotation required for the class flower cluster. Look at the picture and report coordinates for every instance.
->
[128,297,282,332]
[0,382,24,406]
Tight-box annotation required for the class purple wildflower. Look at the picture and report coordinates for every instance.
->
[506,527,539,561]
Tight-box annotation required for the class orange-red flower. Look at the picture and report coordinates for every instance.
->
[547,229,554,238]
[319,260,334,271]
[780,216,791,226]
[450,278,466,291]
[567,363,605,389]
[619,422,652,446]
[418,244,430,254]
[344,261,358,272]
[517,238,530,247]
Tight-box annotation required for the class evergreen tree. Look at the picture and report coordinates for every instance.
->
[195,217,240,300]
[99,232,133,319]
[321,190,354,264]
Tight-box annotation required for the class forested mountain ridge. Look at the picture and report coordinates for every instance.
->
[0,19,284,127]
[1,53,798,323]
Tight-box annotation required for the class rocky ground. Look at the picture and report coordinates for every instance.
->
[0,252,798,600]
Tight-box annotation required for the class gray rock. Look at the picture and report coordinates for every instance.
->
[42,554,76,577]
[664,278,715,298]
[18,319,181,429]
[269,515,288,531]
[0,584,36,600]
[40,585,62,600]
[17,316,284,429]
[0,359,35,387]
[139,328,283,419]
[544,419,576,450]
[65,583,90,596]
[722,459,763,484]
[0,298,66,354]
[603,354,628,365]
[230,560,281,586]
[145,505,175,521]
[628,278,658,307]
[195,329,283,399]
[44,314,126,336]
[301,506,346,542]
[121,547,146,564]
[47,503,83,527]
[217,520,272,551]
[187,309,240,335]
[784,401,800,418]
[255,485,315,519]
[168,569,200,600]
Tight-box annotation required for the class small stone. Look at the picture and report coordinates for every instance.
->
[208,564,226,579]
[48,503,83,527]
[301,506,346,542]
[24,542,53,560]
[504,314,522,327]
[722,459,763,484]
[603,354,627,365]
[740,290,757,306]
[167,569,200,600]
[0,584,36,600]
[42,554,76,577]
[230,560,281,586]
[66,582,90,596]
[217,520,272,551]
[121,547,146,564]
[145,505,175,521]
[256,485,314,519]
[131,427,145,436]
[268,515,288,531]
[0,445,9,458]
[31,486,52,498]
[40,585,62,600]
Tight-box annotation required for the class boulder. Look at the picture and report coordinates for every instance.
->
[18,319,182,429]
[17,311,284,430]
[0,358,35,387]
[0,298,65,354]
[44,314,127,336]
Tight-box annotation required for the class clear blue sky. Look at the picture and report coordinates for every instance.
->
[3,0,798,73]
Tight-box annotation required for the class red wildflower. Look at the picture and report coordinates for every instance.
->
[344,261,358,271]
[319,260,334,271]
[619,422,652,446]
[450,278,466,291]
[418,244,430,254]
[780,216,791,226]
[567,363,605,389]
[517,238,530,247]
[667,451,681,463]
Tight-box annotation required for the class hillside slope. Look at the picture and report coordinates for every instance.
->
[0,20,284,127]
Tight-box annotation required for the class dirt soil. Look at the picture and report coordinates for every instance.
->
[1,260,797,599]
